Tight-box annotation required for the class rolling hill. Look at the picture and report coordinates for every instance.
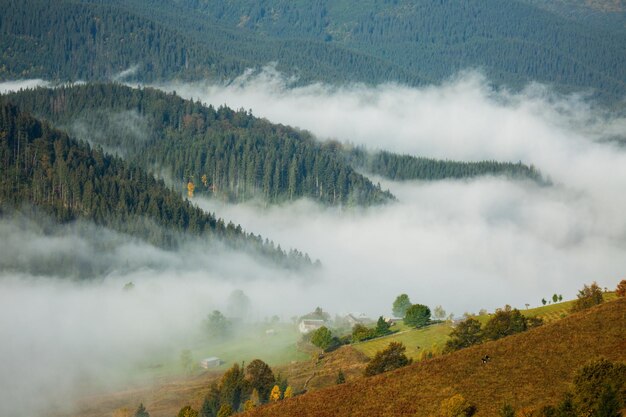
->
[246,297,626,416]
[5,83,394,206]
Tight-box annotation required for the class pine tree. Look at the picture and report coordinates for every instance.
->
[134,403,149,417]
[336,370,346,384]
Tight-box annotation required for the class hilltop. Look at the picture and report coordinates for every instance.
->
[246,297,626,416]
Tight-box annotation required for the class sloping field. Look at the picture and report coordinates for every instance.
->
[247,298,626,416]
[353,323,453,360]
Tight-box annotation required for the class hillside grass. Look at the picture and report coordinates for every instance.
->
[353,322,453,360]
[522,291,617,323]
[247,297,626,417]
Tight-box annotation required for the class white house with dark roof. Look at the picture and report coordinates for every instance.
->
[298,319,326,334]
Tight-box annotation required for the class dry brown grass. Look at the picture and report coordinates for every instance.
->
[246,298,626,417]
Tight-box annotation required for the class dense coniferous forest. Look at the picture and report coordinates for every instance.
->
[6,84,394,206]
[127,0,626,100]
[0,101,313,268]
[1,0,625,102]
[346,147,545,183]
[0,0,422,86]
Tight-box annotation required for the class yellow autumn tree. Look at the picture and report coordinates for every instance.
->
[201,174,208,187]
[112,408,132,417]
[283,385,293,399]
[269,384,281,402]
[187,181,195,198]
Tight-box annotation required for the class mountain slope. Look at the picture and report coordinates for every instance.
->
[170,0,626,101]
[5,84,394,206]
[247,298,626,416]
[0,0,424,86]
[0,101,312,268]
[2,0,626,101]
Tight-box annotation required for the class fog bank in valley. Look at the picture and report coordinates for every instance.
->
[166,68,626,312]
[1,71,626,416]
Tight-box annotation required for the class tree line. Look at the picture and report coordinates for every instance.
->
[346,147,545,183]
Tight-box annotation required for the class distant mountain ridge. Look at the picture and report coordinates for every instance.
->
[1,0,625,102]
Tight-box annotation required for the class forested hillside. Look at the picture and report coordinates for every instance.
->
[0,0,422,86]
[345,147,545,183]
[0,101,313,268]
[168,0,626,101]
[6,84,393,206]
[520,0,626,33]
[2,0,625,102]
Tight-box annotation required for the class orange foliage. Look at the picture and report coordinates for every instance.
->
[246,298,626,417]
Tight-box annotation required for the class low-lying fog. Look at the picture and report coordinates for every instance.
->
[1,70,626,416]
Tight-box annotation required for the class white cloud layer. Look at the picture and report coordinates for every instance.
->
[0,79,50,94]
[2,70,626,416]
[161,69,626,315]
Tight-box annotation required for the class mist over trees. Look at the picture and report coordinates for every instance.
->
[346,147,545,183]
[6,84,394,206]
[0,101,313,269]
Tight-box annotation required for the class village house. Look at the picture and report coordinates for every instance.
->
[298,319,326,334]
[199,357,223,369]
[345,313,371,327]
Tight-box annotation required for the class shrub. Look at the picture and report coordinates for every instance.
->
[444,317,483,352]
[336,369,346,384]
[439,394,476,417]
[482,305,528,341]
[615,279,626,297]
[499,403,515,417]
[351,323,374,343]
[571,358,626,414]
[570,282,603,312]
[364,342,411,376]
[177,406,198,417]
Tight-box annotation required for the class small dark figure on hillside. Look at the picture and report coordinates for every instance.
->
[481,355,491,364]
